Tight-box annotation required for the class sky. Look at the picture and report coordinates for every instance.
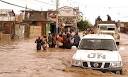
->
[0,0,128,24]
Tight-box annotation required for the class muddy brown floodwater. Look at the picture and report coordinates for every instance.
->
[0,33,128,77]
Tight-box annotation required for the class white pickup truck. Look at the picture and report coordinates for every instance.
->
[96,24,120,45]
[72,34,123,74]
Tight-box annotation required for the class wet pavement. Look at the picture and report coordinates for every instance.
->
[0,33,128,77]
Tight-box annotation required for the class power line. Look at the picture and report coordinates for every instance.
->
[0,0,34,10]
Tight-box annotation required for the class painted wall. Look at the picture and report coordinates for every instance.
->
[15,24,25,39]
[30,25,41,38]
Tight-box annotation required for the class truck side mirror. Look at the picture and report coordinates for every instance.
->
[71,46,77,50]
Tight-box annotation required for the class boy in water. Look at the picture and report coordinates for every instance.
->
[35,36,43,50]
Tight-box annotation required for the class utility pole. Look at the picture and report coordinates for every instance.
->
[56,0,59,10]
[24,0,30,38]
[56,0,59,33]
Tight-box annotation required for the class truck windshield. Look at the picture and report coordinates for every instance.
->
[99,26,116,31]
[78,39,117,51]
[100,26,107,30]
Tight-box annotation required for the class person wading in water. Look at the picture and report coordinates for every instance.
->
[35,36,43,51]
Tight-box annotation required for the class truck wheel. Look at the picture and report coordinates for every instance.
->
[114,70,122,75]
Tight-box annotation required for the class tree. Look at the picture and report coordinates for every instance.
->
[77,20,91,31]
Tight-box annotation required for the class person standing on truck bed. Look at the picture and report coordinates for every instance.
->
[107,14,112,21]
[96,16,102,21]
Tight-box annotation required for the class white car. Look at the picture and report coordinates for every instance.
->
[72,34,123,74]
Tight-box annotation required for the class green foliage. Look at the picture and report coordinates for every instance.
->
[77,20,91,31]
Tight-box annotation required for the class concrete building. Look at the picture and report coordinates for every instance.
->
[120,22,128,33]
[21,10,57,38]
[58,6,82,33]
[47,10,58,34]
[0,9,16,41]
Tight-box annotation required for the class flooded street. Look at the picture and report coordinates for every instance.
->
[0,33,128,77]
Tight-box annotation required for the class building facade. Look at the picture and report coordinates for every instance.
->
[58,6,82,33]
[21,10,57,38]
[0,9,16,41]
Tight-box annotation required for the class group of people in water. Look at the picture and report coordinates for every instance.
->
[35,32,81,51]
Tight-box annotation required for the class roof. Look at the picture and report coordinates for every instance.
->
[0,9,15,16]
[0,9,13,12]
[98,24,116,26]
[23,20,50,22]
[58,6,79,10]
[21,10,57,13]
[96,21,116,24]
[82,34,114,40]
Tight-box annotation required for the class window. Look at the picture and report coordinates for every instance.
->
[31,21,37,26]
[0,23,2,31]
[108,28,115,30]
[79,39,117,51]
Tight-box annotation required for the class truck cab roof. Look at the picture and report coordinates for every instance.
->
[82,34,115,40]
